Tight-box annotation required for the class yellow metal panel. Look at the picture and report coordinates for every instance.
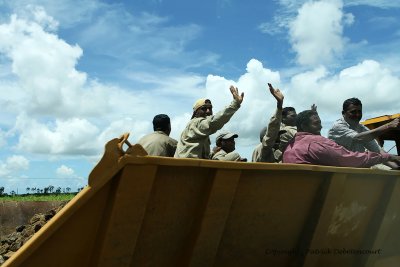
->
[4,136,400,267]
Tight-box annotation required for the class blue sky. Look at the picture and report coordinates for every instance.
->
[0,0,399,193]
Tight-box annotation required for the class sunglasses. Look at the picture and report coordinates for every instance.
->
[200,106,213,111]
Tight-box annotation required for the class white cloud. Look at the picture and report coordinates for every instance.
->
[0,14,91,117]
[287,60,400,123]
[186,58,400,159]
[276,0,400,9]
[0,0,101,28]
[202,59,281,147]
[344,0,400,8]
[56,164,74,177]
[14,115,100,155]
[0,155,29,177]
[289,0,353,66]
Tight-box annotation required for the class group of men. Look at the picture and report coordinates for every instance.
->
[138,84,400,170]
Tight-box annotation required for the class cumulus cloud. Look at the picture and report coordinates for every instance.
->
[289,0,353,67]
[14,115,100,155]
[0,11,151,156]
[190,58,400,158]
[288,60,400,115]
[0,155,29,177]
[56,164,74,177]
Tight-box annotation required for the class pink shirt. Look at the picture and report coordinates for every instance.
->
[283,132,390,168]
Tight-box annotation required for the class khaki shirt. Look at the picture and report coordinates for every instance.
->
[252,108,282,162]
[174,100,241,159]
[278,124,297,155]
[212,149,241,161]
[137,131,178,157]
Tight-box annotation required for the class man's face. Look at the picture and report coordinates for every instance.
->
[195,104,213,118]
[221,137,235,153]
[283,111,297,126]
[303,115,322,135]
[343,104,362,126]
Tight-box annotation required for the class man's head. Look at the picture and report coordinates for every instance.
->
[216,132,238,153]
[153,114,171,135]
[282,107,297,126]
[296,110,322,135]
[192,98,213,119]
[342,98,362,126]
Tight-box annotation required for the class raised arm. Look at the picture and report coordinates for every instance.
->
[268,83,284,109]
[354,118,400,142]
[197,85,244,135]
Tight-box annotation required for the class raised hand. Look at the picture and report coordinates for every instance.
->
[230,85,244,104]
[268,83,284,103]
[311,104,317,111]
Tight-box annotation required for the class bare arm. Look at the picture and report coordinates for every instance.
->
[354,118,399,142]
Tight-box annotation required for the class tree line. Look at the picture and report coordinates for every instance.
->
[0,186,84,196]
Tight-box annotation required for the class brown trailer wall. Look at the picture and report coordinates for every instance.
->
[4,141,400,267]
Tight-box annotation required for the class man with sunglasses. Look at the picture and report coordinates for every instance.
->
[174,85,244,159]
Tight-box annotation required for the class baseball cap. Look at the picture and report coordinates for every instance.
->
[216,131,238,142]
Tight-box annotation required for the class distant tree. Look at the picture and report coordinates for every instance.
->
[10,190,16,196]
[0,187,4,196]
[37,188,40,194]
[48,185,54,194]
[66,187,71,193]
[26,187,30,194]
[56,187,61,194]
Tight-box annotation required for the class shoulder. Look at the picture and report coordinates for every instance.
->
[330,118,348,129]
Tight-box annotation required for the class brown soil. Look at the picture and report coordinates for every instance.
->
[0,201,67,265]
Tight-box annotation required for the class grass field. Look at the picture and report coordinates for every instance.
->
[0,194,76,201]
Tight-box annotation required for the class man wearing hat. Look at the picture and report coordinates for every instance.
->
[174,85,244,159]
[211,132,247,161]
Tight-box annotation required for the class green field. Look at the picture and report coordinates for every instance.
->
[0,194,76,201]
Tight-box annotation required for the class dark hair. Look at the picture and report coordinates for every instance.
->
[282,107,296,117]
[296,110,318,131]
[153,114,170,131]
[343,98,362,112]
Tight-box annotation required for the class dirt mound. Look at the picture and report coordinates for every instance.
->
[0,202,67,265]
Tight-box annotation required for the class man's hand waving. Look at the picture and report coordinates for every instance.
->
[268,83,284,109]
[230,85,244,104]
